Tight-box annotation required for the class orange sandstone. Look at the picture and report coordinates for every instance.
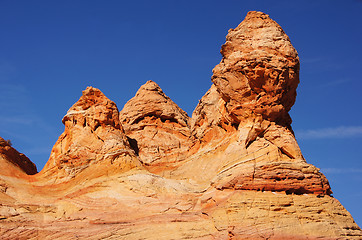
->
[0,11,360,240]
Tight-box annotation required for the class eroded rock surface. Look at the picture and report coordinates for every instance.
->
[39,86,142,182]
[186,11,329,196]
[0,11,360,240]
[212,11,299,127]
[120,80,191,173]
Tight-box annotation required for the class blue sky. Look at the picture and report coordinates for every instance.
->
[1,0,361,226]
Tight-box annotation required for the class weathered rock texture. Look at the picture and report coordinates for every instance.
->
[212,11,299,127]
[0,11,361,240]
[39,87,142,182]
[120,80,191,174]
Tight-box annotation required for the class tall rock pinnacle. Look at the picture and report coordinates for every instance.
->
[212,11,299,127]
[39,87,142,182]
[189,11,331,196]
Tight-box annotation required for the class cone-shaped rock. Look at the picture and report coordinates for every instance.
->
[120,80,191,172]
[39,87,142,182]
[120,80,189,127]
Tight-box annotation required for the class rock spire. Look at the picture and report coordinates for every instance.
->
[212,11,299,127]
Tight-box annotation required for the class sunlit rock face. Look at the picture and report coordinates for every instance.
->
[189,11,330,196]
[212,11,299,128]
[39,86,142,182]
[119,80,191,174]
[0,11,360,240]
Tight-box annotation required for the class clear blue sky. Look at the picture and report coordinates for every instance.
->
[1,0,361,226]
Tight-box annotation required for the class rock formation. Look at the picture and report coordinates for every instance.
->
[212,11,299,128]
[39,86,143,182]
[119,80,191,174]
[0,11,361,240]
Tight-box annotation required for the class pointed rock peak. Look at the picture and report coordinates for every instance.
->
[83,86,105,97]
[245,10,269,18]
[62,86,121,130]
[133,80,173,105]
[138,80,162,92]
[222,10,297,59]
[69,86,109,109]
[212,11,299,127]
[120,80,189,128]
[242,11,275,24]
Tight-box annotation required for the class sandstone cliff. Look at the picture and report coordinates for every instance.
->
[0,11,361,240]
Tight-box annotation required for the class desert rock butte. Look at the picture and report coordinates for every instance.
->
[0,11,361,240]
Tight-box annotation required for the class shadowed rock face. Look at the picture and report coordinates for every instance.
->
[0,137,37,176]
[0,11,360,240]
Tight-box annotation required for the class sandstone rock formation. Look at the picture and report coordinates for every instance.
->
[39,86,143,182]
[0,11,361,240]
[182,11,330,196]
[212,11,299,128]
[120,80,191,174]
